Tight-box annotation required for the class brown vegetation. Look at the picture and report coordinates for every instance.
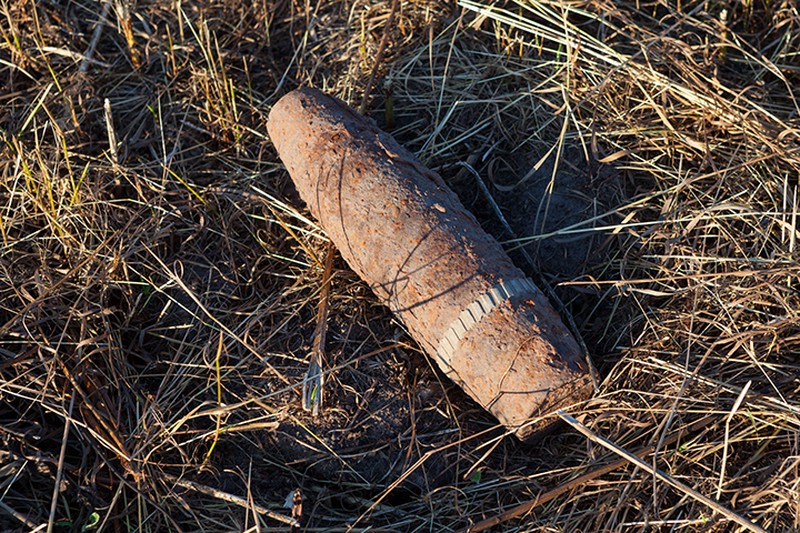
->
[0,0,798,531]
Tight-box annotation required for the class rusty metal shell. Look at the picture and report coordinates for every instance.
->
[268,87,593,440]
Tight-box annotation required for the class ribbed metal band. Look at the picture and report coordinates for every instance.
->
[436,278,537,362]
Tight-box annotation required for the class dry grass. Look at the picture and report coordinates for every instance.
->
[0,0,798,531]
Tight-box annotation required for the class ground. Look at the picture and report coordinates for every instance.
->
[0,0,799,531]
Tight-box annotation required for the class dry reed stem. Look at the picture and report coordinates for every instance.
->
[560,411,767,533]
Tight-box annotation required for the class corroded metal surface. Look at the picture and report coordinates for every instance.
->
[268,87,592,440]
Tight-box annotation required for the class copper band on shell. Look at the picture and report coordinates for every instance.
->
[436,278,538,363]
